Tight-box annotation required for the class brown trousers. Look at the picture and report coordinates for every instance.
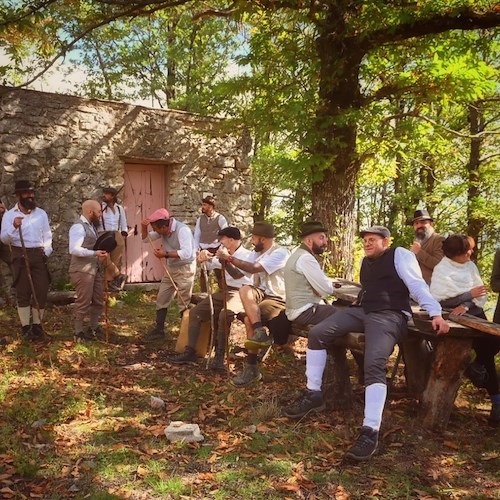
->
[69,270,104,322]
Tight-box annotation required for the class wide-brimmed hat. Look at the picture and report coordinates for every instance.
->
[149,208,170,222]
[251,221,275,238]
[93,231,117,252]
[412,209,433,223]
[218,226,241,240]
[202,196,216,207]
[300,221,328,238]
[359,226,391,239]
[14,180,35,194]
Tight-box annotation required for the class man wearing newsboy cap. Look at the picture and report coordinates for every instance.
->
[284,225,449,462]
[410,208,444,284]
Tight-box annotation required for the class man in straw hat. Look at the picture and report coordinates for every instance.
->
[141,208,196,339]
[1,180,52,341]
[284,225,449,462]
[410,208,444,284]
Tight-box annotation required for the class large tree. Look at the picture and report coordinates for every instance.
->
[1,1,499,276]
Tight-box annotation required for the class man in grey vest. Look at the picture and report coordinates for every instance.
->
[194,195,228,292]
[69,200,108,342]
[142,208,196,339]
[284,226,450,462]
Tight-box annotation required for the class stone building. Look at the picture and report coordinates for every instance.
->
[0,86,252,284]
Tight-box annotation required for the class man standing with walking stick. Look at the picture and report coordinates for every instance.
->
[1,180,52,341]
[142,208,196,340]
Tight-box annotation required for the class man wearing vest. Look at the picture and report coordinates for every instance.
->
[69,200,109,342]
[410,208,444,285]
[284,226,450,461]
[193,195,228,292]
[170,226,253,367]
[217,221,290,387]
[98,187,128,291]
[142,208,196,339]
[1,180,52,341]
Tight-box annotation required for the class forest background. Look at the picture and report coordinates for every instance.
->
[1,0,499,290]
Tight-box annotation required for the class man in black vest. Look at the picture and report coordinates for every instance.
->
[283,226,449,461]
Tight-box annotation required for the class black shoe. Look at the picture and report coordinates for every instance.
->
[168,347,197,365]
[74,331,90,343]
[208,351,226,372]
[489,402,500,425]
[464,362,488,389]
[87,326,105,340]
[107,281,121,292]
[346,426,379,461]
[21,325,32,339]
[283,389,325,419]
[145,326,165,340]
[113,274,127,291]
[31,323,47,340]
[244,327,273,350]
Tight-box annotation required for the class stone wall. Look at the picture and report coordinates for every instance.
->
[0,86,253,283]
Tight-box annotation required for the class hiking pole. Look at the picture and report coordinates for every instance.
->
[202,262,216,370]
[18,223,48,339]
[146,235,189,310]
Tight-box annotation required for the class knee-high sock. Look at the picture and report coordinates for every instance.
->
[32,308,44,324]
[363,383,387,431]
[306,348,327,392]
[17,306,31,326]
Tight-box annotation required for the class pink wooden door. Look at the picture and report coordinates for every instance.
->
[123,164,167,282]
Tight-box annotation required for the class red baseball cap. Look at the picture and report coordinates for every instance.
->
[149,208,170,222]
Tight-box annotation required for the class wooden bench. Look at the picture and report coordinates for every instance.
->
[292,279,499,432]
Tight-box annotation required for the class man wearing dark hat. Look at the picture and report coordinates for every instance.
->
[142,208,196,339]
[410,208,444,284]
[284,221,338,327]
[284,225,450,462]
[193,195,228,292]
[170,226,252,366]
[98,187,128,292]
[1,180,52,341]
[69,200,110,342]
[217,221,290,386]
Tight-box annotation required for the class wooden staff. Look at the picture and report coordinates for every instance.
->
[202,262,216,369]
[220,260,230,374]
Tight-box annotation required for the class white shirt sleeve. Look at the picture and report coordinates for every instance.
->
[119,205,128,233]
[177,225,195,260]
[218,214,228,230]
[259,247,290,275]
[69,223,96,257]
[143,231,160,243]
[41,210,53,257]
[394,247,442,317]
[193,218,201,249]
[297,252,334,297]
[0,209,15,244]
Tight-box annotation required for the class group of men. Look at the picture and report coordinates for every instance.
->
[0,181,129,342]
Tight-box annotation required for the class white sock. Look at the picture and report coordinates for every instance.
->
[363,383,387,431]
[306,349,327,392]
[32,308,44,324]
[17,306,31,326]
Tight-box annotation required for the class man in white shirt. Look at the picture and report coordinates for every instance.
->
[1,180,52,341]
[98,187,128,291]
[217,221,290,386]
[170,226,252,366]
[284,226,450,462]
[142,208,196,340]
[69,200,109,342]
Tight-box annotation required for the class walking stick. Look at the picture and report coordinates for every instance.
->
[146,234,189,310]
[202,262,216,370]
[103,260,110,343]
[220,261,230,374]
[18,224,49,339]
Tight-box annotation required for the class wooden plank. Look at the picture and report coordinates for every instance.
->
[448,313,500,337]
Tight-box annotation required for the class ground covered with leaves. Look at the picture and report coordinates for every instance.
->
[0,288,498,499]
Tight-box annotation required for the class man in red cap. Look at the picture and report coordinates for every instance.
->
[141,208,196,339]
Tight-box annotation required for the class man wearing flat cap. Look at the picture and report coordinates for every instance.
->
[1,180,52,341]
[217,221,290,386]
[193,195,228,292]
[98,187,129,292]
[142,208,196,339]
[69,200,110,342]
[410,208,444,284]
[170,226,252,367]
[284,225,450,462]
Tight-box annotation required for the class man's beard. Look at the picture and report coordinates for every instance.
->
[253,242,264,252]
[20,197,36,210]
[90,215,100,228]
[312,242,327,255]
[415,226,433,242]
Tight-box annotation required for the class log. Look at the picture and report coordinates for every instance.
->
[419,337,473,431]
[322,347,353,411]
[448,313,500,337]
[400,336,433,397]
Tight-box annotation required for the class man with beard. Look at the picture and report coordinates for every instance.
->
[193,195,228,292]
[69,200,108,342]
[1,180,52,341]
[98,187,128,291]
[410,209,444,284]
[217,221,290,387]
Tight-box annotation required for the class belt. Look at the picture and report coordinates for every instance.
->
[12,246,44,251]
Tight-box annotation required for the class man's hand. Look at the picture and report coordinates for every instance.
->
[0,201,6,215]
[451,305,468,316]
[197,250,211,263]
[96,250,107,261]
[410,241,421,254]
[216,247,230,261]
[470,285,488,298]
[432,316,450,335]
[121,231,128,238]
[141,218,150,228]
[154,247,167,259]
[13,216,24,229]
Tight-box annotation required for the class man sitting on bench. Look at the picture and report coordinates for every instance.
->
[283,225,449,462]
